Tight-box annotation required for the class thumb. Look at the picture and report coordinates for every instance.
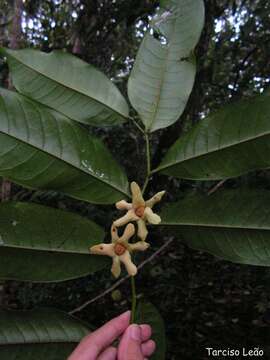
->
[118,324,144,360]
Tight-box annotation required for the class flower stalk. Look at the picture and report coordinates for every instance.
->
[142,132,151,194]
[89,120,165,326]
[130,276,137,324]
[131,131,150,324]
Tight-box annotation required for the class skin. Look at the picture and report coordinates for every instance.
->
[68,311,156,360]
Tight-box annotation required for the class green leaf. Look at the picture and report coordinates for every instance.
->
[135,301,166,360]
[156,92,270,180]
[0,309,89,360]
[161,190,270,266]
[0,201,109,282]
[128,0,204,132]
[0,88,129,204]
[1,48,129,127]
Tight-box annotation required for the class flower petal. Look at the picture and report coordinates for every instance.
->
[131,182,145,208]
[130,241,150,252]
[137,218,148,241]
[111,256,121,278]
[90,243,115,257]
[120,223,135,243]
[144,207,161,224]
[145,191,166,208]
[115,200,133,210]
[120,252,137,276]
[113,210,138,227]
[111,224,119,243]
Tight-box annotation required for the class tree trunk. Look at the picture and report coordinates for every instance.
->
[9,0,23,49]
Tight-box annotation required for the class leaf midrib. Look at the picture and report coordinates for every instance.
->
[6,49,129,120]
[0,127,130,199]
[147,14,178,132]
[155,129,270,173]
[160,222,270,231]
[0,243,90,254]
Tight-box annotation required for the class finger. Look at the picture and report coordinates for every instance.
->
[139,325,152,342]
[142,340,156,357]
[97,347,117,360]
[118,324,151,344]
[89,311,130,356]
[118,324,144,360]
[69,311,130,360]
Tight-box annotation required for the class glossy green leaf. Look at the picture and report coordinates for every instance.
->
[0,88,129,204]
[1,48,129,126]
[0,309,89,360]
[161,190,270,266]
[128,0,204,132]
[156,92,270,180]
[0,201,109,282]
[135,301,166,360]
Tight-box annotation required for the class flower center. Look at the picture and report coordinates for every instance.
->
[114,243,127,256]
[135,206,145,217]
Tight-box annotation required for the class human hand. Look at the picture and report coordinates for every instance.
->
[68,311,156,360]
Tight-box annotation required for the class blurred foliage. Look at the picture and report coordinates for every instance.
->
[0,0,270,359]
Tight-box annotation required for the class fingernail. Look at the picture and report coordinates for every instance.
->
[129,324,141,341]
[120,310,131,320]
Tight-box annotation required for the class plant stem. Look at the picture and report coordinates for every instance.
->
[145,132,151,176]
[142,132,151,194]
[129,121,151,323]
[129,116,145,134]
[129,116,151,194]
[130,276,137,324]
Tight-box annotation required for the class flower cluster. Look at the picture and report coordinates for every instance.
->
[90,182,165,278]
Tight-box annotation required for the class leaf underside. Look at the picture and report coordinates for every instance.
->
[0,88,129,204]
[161,190,270,266]
[1,48,129,127]
[158,92,270,180]
[128,0,205,132]
[0,202,109,282]
[0,309,89,360]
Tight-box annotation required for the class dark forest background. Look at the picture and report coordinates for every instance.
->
[0,0,270,359]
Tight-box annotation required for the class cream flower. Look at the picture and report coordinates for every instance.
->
[114,182,165,241]
[90,223,149,278]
